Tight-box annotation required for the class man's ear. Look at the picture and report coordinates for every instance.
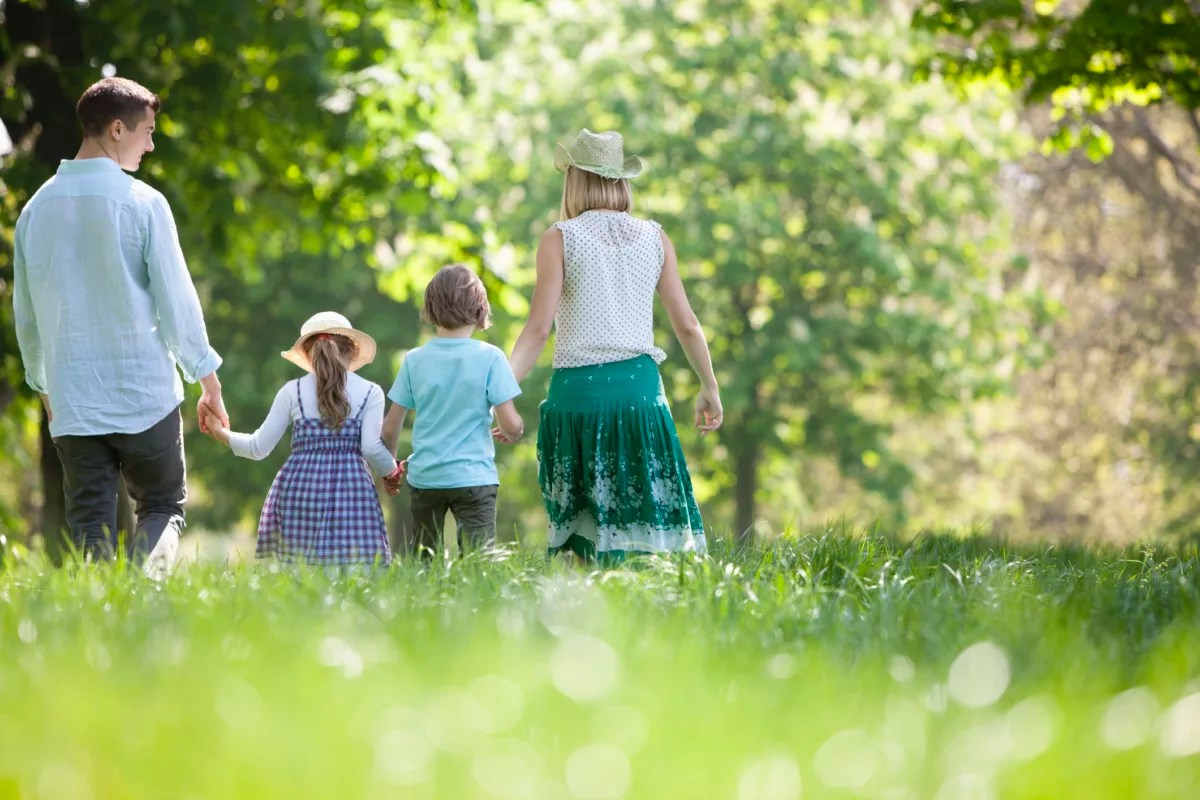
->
[109,117,124,141]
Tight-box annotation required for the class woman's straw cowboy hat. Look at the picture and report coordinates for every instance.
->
[554,128,644,179]
[281,311,377,373]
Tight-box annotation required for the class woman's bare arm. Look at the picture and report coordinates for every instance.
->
[508,227,565,383]
[657,231,723,433]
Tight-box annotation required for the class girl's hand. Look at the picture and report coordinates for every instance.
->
[382,460,407,495]
[204,413,232,445]
[694,386,723,435]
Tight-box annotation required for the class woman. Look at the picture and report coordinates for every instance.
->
[508,129,723,562]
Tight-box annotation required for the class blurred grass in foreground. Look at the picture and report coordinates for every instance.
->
[2,532,1199,799]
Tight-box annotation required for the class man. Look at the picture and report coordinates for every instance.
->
[13,77,227,572]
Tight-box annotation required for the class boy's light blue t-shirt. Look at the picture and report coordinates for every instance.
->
[388,337,521,489]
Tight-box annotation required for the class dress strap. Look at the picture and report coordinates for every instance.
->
[353,385,374,421]
[294,379,306,417]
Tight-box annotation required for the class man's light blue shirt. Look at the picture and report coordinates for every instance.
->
[388,337,521,489]
[13,158,221,437]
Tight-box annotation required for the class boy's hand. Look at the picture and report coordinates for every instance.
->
[492,426,523,444]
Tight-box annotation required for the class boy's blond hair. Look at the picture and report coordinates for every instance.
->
[559,166,633,220]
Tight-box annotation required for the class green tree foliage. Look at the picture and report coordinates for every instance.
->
[1,0,472,539]
[913,0,1200,156]
[427,0,1043,536]
[2,0,1042,544]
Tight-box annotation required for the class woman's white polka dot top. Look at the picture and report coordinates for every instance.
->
[551,210,668,369]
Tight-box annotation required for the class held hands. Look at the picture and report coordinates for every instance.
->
[489,424,523,443]
[492,400,524,445]
[197,383,229,436]
[491,425,524,444]
[203,412,232,445]
[382,460,407,495]
[695,385,723,435]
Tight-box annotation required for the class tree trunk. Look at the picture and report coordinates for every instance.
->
[8,0,88,561]
[38,411,67,560]
[733,441,759,543]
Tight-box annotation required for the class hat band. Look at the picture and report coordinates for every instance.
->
[573,162,627,178]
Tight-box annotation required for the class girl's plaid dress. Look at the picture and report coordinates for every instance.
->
[255,381,391,565]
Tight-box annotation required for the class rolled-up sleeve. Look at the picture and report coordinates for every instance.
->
[12,217,47,394]
[143,192,222,382]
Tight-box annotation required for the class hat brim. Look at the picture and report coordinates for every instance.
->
[280,327,377,373]
[554,143,643,179]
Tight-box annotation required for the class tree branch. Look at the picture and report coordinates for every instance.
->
[1127,109,1200,203]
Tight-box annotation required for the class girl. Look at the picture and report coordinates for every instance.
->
[508,129,723,563]
[205,311,400,565]
[381,264,524,556]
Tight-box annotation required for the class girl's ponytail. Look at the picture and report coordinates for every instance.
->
[305,334,354,429]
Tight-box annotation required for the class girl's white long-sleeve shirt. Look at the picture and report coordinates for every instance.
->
[227,372,397,477]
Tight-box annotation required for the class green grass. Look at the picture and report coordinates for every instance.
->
[2,532,1200,799]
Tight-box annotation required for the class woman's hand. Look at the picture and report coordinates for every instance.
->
[695,386,723,435]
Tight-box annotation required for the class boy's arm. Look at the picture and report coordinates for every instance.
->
[493,400,524,444]
[381,403,409,456]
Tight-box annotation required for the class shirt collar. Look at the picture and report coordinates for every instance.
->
[57,158,125,175]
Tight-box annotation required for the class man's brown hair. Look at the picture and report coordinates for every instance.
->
[76,77,161,138]
[422,264,492,330]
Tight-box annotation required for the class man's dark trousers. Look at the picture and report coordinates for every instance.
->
[52,406,185,567]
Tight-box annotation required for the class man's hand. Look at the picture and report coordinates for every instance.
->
[197,373,228,434]
[39,393,52,423]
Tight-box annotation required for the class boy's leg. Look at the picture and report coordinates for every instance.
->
[53,434,121,560]
[449,485,498,552]
[409,487,449,557]
[114,407,186,576]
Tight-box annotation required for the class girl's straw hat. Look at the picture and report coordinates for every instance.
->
[281,311,377,373]
[554,129,643,179]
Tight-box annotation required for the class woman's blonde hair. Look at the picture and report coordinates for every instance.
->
[303,334,357,429]
[559,166,633,220]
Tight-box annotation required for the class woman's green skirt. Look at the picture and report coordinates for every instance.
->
[537,355,706,561]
